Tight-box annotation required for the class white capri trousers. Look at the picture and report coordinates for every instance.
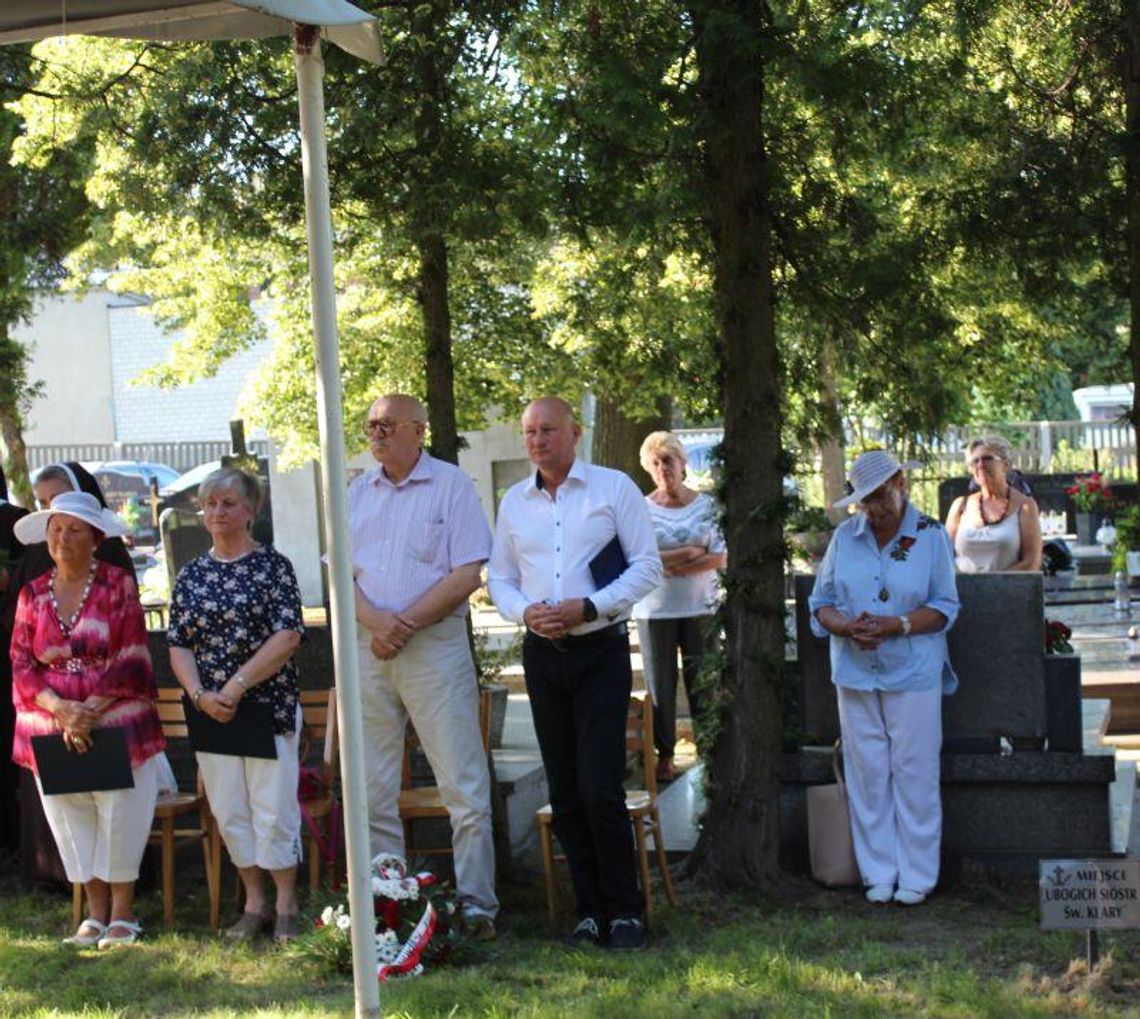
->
[197,706,302,872]
[37,753,163,884]
[836,684,943,895]
[356,615,498,919]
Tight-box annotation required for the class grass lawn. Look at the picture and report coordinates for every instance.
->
[2,857,1139,1018]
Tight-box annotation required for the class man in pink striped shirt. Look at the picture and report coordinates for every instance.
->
[349,393,497,938]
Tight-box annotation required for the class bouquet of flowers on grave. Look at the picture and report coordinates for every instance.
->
[287,853,460,981]
[1045,618,1074,655]
[1066,473,1114,513]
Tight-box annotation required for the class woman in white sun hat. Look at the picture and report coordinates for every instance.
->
[808,450,959,907]
[10,492,165,948]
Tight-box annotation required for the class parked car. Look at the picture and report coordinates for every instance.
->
[682,437,798,496]
[92,459,182,490]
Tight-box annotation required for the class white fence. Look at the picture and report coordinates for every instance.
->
[27,440,270,474]
[915,421,1137,479]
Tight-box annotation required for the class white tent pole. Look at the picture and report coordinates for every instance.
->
[293,23,380,1019]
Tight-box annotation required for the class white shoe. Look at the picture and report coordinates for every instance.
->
[64,918,107,947]
[865,884,894,904]
[893,888,926,906]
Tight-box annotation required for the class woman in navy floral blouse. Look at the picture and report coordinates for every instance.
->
[167,468,305,943]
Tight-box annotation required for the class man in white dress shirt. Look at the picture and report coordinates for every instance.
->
[350,393,497,936]
[488,397,661,949]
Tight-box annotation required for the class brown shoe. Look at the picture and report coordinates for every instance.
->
[225,911,271,942]
[656,758,675,783]
[461,912,496,941]
[273,912,302,944]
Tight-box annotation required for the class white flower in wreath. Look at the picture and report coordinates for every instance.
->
[375,929,402,963]
[370,852,421,901]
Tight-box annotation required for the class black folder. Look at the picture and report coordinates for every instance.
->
[588,535,629,590]
[32,728,134,795]
[183,695,277,759]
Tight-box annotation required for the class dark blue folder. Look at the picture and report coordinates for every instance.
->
[588,535,629,590]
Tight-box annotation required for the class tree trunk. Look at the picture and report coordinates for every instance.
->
[409,0,461,467]
[688,0,784,889]
[418,230,460,466]
[1124,7,1140,458]
[591,396,671,489]
[0,330,33,508]
[819,336,847,521]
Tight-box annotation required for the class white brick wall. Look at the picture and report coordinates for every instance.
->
[109,304,271,443]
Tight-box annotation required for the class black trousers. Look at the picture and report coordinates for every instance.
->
[524,630,642,921]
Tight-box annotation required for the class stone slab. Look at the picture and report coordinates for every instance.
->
[779,746,1117,873]
[944,573,1046,742]
[793,573,1048,746]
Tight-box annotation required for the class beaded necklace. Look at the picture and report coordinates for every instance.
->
[49,559,98,637]
[976,488,1011,527]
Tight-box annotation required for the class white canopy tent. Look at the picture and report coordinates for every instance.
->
[0,4,382,1016]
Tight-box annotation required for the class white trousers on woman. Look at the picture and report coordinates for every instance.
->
[836,684,943,894]
[37,754,162,884]
[356,615,498,919]
[197,707,302,872]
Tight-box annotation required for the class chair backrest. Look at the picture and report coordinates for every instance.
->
[155,686,190,739]
[628,691,658,797]
[300,687,338,783]
[401,686,492,790]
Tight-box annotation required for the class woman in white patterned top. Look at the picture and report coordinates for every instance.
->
[632,432,726,781]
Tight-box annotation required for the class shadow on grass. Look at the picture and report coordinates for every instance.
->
[2,861,1139,1016]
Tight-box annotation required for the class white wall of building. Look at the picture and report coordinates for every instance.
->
[1072,384,1134,423]
[108,303,271,443]
[13,290,116,445]
[15,288,272,449]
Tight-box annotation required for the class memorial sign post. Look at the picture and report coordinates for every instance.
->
[1040,859,1140,969]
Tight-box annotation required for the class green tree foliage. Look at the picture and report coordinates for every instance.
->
[15,14,568,464]
[0,45,91,501]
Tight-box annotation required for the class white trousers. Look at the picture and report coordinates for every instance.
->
[38,754,162,884]
[356,616,498,918]
[197,707,302,872]
[836,685,943,894]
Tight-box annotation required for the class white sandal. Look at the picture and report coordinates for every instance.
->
[64,917,107,947]
[97,918,143,949]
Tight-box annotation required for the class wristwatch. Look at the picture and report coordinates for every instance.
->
[582,597,599,623]
[899,614,912,637]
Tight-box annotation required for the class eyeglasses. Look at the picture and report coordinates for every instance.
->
[968,454,998,468]
[858,484,898,509]
[365,418,417,435]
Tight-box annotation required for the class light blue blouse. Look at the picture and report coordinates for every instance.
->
[808,501,960,695]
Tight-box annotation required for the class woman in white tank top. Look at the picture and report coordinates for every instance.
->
[946,435,1042,572]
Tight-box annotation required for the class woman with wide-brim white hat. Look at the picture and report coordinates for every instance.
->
[808,450,959,906]
[10,492,165,948]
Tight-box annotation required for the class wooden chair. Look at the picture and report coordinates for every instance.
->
[299,687,340,893]
[204,687,340,925]
[72,688,218,930]
[536,690,677,928]
[398,687,493,857]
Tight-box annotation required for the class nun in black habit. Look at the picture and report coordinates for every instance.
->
[0,465,29,855]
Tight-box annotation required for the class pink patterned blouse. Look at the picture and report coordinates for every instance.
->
[10,561,164,774]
